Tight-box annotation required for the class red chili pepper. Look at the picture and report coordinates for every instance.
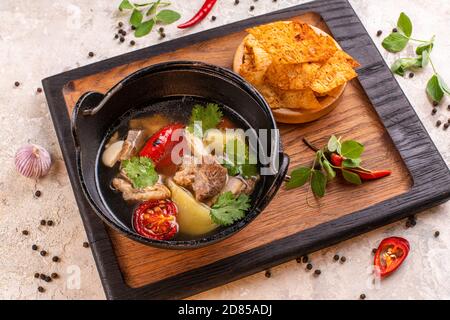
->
[374,237,410,278]
[139,123,184,171]
[330,153,344,166]
[133,200,178,240]
[352,169,391,181]
[177,0,217,29]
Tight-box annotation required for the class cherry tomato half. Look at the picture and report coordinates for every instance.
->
[374,237,410,278]
[139,123,184,173]
[133,200,179,241]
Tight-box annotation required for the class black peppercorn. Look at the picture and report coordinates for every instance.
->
[432,108,437,115]
[52,256,59,262]
[360,293,366,300]
[211,16,216,21]
[444,123,449,130]
[159,27,164,33]
[392,28,398,33]
[372,248,377,254]
[14,81,20,87]
[376,30,382,37]
[37,87,43,93]
[121,31,127,36]
[340,256,346,263]
[120,36,125,43]
[51,273,59,279]
[130,40,136,46]
[131,25,136,30]
[38,286,45,293]
[118,22,123,28]
[250,5,255,11]
[40,219,46,226]
[296,257,302,263]
[47,220,53,226]
[22,230,29,235]
[44,276,52,283]
[433,101,439,107]
[40,274,46,280]
[333,254,339,261]
[83,242,89,248]
[34,273,40,279]
[114,34,119,39]
[436,120,442,127]
[306,263,313,270]
[234,0,239,4]
[302,255,309,263]
[405,220,411,228]
[32,244,38,251]
[447,105,450,111]
[273,0,278,2]
[88,52,94,57]
[410,219,416,227]
[118,28,124,34]
[40,250,47,257]
[265,270,271,278]
[160,32,166,38]
[408,72,414,78]
[35,190,41,197]
[434,231,440,237]
[314,269,321,276]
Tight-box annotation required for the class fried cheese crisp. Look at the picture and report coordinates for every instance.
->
[265,62,321,90]
[239,35,273,85]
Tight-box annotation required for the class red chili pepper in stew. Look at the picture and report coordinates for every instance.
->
[133,200,178,240]
[139,123,184,170]
[177,0,217,29]
[374,237,410,278]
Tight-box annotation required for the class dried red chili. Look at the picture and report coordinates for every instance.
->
[374,237,410,278]
[133,200,178,241]
[177,0,217,29]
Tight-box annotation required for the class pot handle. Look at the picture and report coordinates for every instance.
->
[71,91,105,150]
[255,152,290,213]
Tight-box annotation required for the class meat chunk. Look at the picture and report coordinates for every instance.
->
[112,178,170,202]
[119,130,146,161]
[173,155,227,202]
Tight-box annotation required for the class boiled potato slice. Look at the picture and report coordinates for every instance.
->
[167,179,217,236]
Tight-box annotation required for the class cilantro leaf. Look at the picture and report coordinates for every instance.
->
[122,156,159,189]
[187,103,223,136]
[210,192,251,226]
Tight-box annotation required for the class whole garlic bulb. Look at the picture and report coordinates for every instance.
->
[15,144,52,178]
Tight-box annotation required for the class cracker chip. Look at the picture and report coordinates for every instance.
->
[311,50,359,94]
[239,35,273,86]
[280,88,323,110]
[265,62,321,90]
[255,84,283,109]
[247,21,337,64]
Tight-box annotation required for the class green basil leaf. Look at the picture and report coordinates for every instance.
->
[155,9,181,24]
[311,170,327,198]
[134,19,155,37]
[390,57,422,76]
[343,158,361,168]
[119,0,134,11]
[397,12,412,37]
[327,135,339,153]
[322,159,336,180]
[285,167,311,189]
[342,170,362,185]
[421,50,429,68]
[130,9,144,28]
[437,74,450,95]
[147,0,160,16]
[340,140,364,159]
[416,36,434,55]
[426,74,445,103]
[382,33,409,52]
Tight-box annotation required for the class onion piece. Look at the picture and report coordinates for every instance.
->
[102,141,124,167]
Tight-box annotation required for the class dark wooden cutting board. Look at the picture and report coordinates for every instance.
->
[42,0,450,299]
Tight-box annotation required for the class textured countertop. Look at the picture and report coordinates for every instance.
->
[0,0,448,300]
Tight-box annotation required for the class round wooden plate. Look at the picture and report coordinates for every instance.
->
[233,24,346,124]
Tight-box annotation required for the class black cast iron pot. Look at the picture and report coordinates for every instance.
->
[71,61,289,249]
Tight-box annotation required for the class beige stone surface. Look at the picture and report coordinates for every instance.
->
[0,0,448,300]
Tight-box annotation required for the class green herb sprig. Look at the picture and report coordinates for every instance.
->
[210,192,251,226]
[119,0,181,37]
[285,136,365,198]
[122,156,159,188]
[382,12,449,103]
